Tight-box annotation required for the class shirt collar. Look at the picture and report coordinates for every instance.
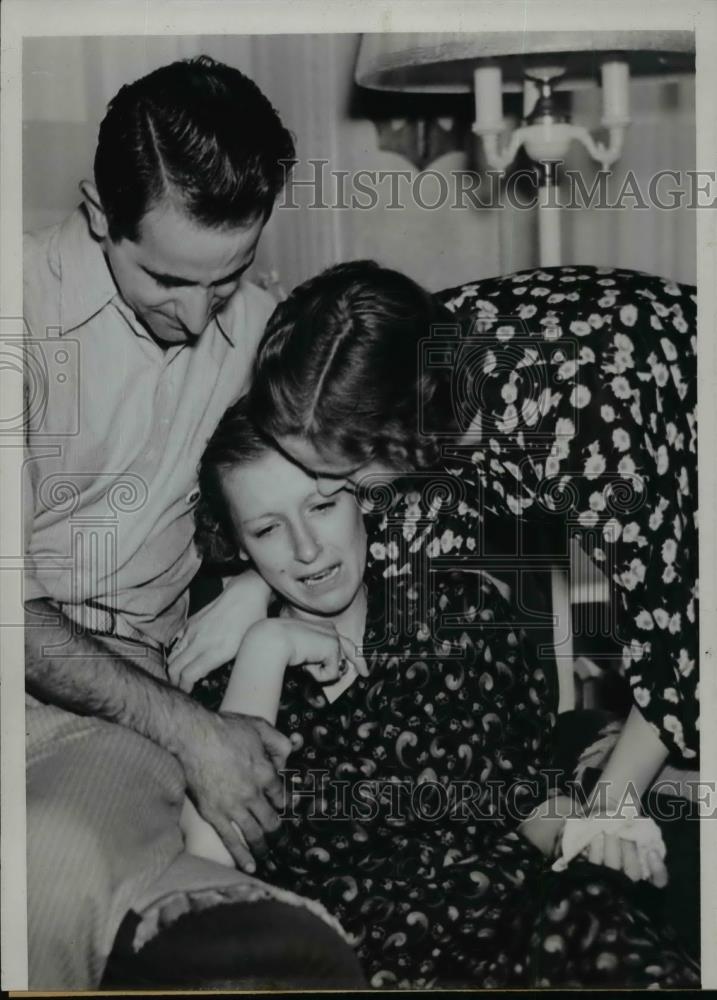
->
[57,205,241,350]
[215,310,236,347]
[58,206,119,335]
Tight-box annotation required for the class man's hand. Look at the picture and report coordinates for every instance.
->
[175,708,292,873]
[24,598,294,873]
[168,571,272,692]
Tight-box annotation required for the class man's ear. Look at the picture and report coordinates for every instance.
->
[79,180,110,242]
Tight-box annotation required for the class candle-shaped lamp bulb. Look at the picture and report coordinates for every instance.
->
[601,58,630,126]
[474,64,503,133]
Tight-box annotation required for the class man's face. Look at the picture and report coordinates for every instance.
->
[103,200,265,346]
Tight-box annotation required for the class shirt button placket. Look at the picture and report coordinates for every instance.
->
[145,363,170,465]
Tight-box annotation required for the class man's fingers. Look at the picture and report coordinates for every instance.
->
[249,794,282,837]
[263,773,288,812]
[230,806,267,859]
[253,757,287,813]
[210,813,256,873]
[256,719,293,770]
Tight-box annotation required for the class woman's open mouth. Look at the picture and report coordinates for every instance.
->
[300,563,341,588]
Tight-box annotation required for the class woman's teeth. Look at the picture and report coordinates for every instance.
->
[302,564,340,587]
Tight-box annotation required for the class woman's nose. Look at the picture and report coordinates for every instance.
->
[291,521,321,564]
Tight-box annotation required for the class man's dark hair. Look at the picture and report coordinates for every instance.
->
[94,55,296,241]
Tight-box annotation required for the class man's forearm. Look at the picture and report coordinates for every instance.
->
[25,597,202,757]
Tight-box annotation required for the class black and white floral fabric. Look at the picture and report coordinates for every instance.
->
[196,550,698,987]
[371,265,697,763]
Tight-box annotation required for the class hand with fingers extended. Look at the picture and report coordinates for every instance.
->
[552,806,668,888]
[582,817,668,889]
[176,707,292,873]
[168,570,273,693]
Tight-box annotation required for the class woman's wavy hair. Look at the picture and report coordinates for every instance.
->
[195,396,273,572]
[249,260,458,471]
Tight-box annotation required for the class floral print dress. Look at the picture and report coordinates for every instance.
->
[403,265,697,763]
[196,518,699,988]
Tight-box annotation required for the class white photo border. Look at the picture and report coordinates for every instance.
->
[2,0,715,990]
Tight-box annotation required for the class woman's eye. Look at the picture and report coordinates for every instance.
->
[254,523,278,538]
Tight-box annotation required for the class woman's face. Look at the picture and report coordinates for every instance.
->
[275,434,402,498]
[219,449,368,616]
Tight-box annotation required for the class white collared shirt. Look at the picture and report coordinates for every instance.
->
[23,207,275,645]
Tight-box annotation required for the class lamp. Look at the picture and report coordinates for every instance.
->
[355,31,694,265]
[355,31,695,711]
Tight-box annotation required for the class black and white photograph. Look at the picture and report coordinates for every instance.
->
[1,0,716,992]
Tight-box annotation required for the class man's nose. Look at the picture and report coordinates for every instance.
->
[291,521,321,564]
[176,288,213,337]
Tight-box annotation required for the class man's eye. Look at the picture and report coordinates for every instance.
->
[313,501,336,513]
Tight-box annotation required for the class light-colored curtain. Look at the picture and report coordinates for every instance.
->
[23,35,696,292]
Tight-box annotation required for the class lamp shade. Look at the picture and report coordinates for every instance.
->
[355,31,695,93]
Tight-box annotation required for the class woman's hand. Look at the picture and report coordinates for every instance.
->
[524,794,668,889]
[220,618,369,727]
[575,706,670,887]
[239,618,369,686]
[581,827,668,886]
[552,802,669,888]
[168,571,272,692]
